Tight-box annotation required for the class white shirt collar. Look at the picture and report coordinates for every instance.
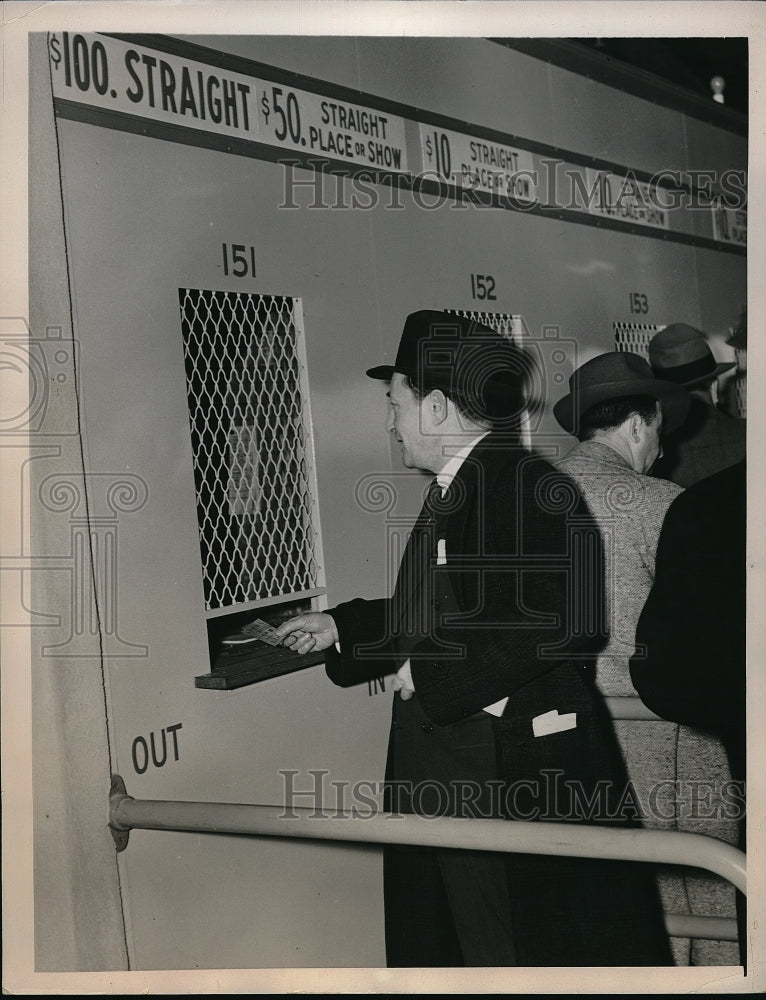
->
[436,431,490,494]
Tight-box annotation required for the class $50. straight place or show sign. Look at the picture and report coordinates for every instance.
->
[257,84,409,171]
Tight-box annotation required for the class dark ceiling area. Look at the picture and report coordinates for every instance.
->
[570,38,748,115]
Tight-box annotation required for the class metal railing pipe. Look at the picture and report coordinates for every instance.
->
[108,776,746,896]
[664,914,738,942]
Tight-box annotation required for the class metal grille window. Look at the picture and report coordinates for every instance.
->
[614,321,663,360]
[179,289,325,635]
[448,309,522,343]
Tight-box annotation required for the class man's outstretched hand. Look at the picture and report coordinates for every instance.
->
[275,612,339,655]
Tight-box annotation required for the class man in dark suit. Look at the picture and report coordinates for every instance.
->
[630,459,747,966]
[277,311,672,967]
[649,323,746,487]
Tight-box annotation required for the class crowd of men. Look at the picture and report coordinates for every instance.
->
[276,311,747,969]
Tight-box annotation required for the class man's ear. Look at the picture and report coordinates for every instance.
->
[629,412,643,442]
[429,388,449,425]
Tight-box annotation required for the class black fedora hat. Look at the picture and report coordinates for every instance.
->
[649,323,736,388]
[367,310,526,415]
[553,351,690,435]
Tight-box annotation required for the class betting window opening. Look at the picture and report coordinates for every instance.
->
[179,288,326,689]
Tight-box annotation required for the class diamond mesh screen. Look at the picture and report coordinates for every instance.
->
[179,289,322,612]
[448,309,521,343]
[614,321,663,359]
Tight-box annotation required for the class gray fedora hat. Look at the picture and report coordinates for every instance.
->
[649,323,735,388]
[553,351,690,434]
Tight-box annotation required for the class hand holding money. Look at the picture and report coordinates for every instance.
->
[274,612,339,654]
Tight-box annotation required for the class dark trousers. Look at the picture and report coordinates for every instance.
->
[384,693,673,968]
[383,695,516,967]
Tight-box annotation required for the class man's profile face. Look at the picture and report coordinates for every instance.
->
[386,372,429,470]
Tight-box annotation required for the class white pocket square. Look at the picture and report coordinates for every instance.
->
[532,709,577,737]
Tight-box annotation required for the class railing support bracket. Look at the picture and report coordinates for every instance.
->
[109,773,132,852]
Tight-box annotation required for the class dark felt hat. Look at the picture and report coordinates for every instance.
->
[553,351,690,434]
[649,323,736,388]
[366,310,526,416]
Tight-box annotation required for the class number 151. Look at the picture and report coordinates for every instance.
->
[222,243,257,278]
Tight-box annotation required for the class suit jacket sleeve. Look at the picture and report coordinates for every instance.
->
[410,455,605,725]
[324,597,401,687]
[629,466,745,735]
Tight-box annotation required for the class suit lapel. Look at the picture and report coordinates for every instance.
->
[390,480,439,653]
[391,435,502,649]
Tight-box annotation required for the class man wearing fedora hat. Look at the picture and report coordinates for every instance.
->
[553,351,697,961]
[648,322,746,487]
[553,351,689,698]
[277,315,672,968]
[553,351,740,965]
